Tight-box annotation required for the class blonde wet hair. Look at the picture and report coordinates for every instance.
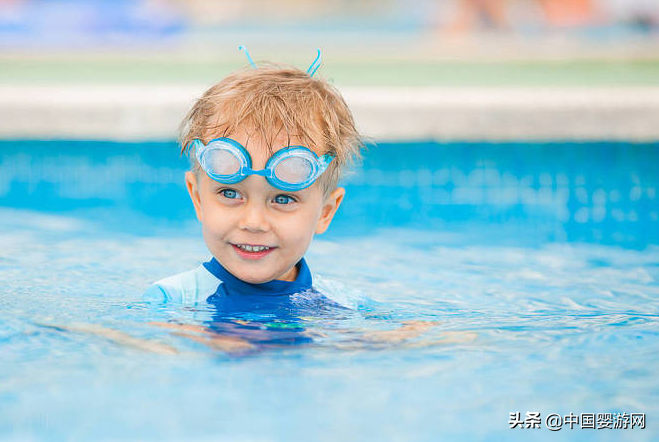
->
[179,64,363,196]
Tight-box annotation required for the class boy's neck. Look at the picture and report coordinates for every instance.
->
[278,263,299,282]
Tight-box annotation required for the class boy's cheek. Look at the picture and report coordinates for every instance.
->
[201,224,227,259]
[200,210,227,236]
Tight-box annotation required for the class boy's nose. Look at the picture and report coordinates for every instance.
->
[237,200,270,233]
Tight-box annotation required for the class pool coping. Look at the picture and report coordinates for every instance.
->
[2,84,659,141]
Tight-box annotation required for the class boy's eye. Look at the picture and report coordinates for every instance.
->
[219,188,240,199]
[273,194,296,205]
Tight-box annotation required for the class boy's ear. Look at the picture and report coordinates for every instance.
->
[185,171,203,222]
[315,187,345,234]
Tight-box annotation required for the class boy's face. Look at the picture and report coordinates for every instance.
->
[185,128,345,284]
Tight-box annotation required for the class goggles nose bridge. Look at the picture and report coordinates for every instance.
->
[243,167,271,178]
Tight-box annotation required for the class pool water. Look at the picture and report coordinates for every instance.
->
[1,140,658,441]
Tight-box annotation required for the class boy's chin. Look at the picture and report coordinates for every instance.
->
[239,273,274,284]
[227,264,280,284]
[233,263,297,284]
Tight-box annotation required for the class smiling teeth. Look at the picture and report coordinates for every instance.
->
[236,244,271,252]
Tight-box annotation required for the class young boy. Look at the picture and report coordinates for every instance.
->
[144,61,362,308]
[46,60,456,353]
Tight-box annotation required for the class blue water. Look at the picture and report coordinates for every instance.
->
[1,140,658,441]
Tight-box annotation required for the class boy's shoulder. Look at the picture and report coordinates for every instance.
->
[144,264,221,305]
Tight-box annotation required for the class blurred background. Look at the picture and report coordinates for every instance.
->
[1,0,659,141]
[1,0,658,84]
[1,0,658,54]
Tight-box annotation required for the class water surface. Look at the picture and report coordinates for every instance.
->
[1,140,657,441]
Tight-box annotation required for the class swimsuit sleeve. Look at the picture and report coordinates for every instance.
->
[142,265,222,305]
[143,283,171,303]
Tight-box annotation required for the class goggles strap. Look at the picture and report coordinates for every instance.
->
[306,49,322,77]
[237,46,322,76]
[238,45,257,69]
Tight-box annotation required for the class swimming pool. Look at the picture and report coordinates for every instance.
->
[1,140,657,441]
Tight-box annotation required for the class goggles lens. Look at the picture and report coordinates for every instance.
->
[273,156,313,185]
[205,147,241,176]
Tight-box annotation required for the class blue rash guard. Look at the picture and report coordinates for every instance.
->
[144,257,355,312]
[144,258,355,349]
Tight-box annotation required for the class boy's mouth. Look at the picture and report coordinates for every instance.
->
[231,243,276,260]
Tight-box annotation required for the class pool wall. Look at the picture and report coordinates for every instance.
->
[2,85,659,141]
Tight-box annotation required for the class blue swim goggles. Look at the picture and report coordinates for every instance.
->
[191,137,334,191]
